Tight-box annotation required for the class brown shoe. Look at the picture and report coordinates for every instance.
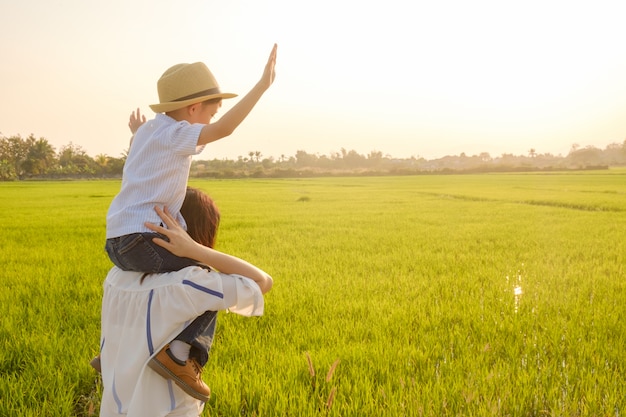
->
[148,344,211,401]
[90,355,101,373]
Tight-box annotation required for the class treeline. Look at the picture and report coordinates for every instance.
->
[0,134,126,180]
[1,133,625,181]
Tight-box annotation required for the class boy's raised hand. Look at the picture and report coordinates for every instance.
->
[196,44,277,146]
[259,43,277,91]
[128,108,147,134]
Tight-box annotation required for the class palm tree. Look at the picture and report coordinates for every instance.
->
[95,153,109,168]
[24,137,57,175]
[39,139,56,168]
[94,153,110,175]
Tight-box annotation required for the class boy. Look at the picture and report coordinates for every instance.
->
[101,44,277,400]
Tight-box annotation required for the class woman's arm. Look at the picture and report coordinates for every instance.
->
[145,206,273,294]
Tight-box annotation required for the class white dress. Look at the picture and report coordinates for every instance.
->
[98,265,264,417]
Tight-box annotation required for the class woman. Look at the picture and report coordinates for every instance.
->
[98,187,273,417]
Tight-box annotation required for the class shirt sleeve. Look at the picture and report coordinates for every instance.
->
[222,274,265,316]
[182,267,265,317]
[168,121,206,156]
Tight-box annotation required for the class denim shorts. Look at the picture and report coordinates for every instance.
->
[105,232,197,273]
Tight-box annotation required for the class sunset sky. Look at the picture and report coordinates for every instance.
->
[2,0,626,161]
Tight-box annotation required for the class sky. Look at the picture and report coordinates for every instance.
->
[2,0,626,161]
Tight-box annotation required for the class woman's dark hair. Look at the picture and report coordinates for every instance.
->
[180,187,220,248]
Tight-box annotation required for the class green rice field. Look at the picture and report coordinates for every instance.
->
[1,170,625,416]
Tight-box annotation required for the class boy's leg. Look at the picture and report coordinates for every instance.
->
[173,310,217,367]
[148,311,216,401]
[105,233,197,273]
[148,342,212,401]
[147,263,217,399]
[106,235,217,398]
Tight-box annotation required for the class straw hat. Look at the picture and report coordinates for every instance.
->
[149,62,237,113]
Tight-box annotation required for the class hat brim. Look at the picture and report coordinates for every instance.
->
[149,92,237,113]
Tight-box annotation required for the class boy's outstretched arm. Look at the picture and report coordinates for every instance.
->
[197,43,277,146]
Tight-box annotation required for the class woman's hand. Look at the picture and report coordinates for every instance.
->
[145,206,201,259]
[146,206,273,293]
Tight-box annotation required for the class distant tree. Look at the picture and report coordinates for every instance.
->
[58,142,96,174]
[295,150,318,167]
[567,146,603,167]
[0,134,30,179]
[602,142,625,165]
[528,148,536,158]
[261,156,274,169]
[479,152,491,162]
[94,153,111,175]
[365,150,383,168]
[496,153,519,167]
[95,153,109,166]
[106,156,126,176]
[22,135,57,177]
[344,149,366,168]
[0,160,12,180]
[120,147,130,160]
[316,154,333,169]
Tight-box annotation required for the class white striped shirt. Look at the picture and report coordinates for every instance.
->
[106,113,206,239]
[98,266,264,417]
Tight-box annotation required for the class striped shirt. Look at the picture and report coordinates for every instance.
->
[106,113,206,239]
[98,266,264,417]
